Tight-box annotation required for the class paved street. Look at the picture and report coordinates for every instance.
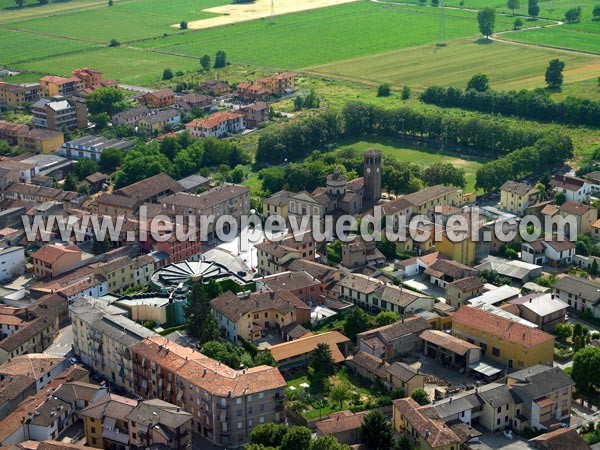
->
[44,324,74,357]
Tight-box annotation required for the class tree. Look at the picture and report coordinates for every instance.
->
[108,0,113,6]
[377,83,391,97]
[200,54,211,71]
[90,112,110,130]
[86,87,126,115]
[330,384,348,410]
[185,281,220,342]
[467,73,490,92]
[393,436,416,450]
[163,68,174,80]
[14,0,24,7]
[401,86,411,100]
[308,343,336,390]
[109,39,120,47]
[422,162,466,188]
[180,20,188,29]
[343,307,371,341]
[572,346,600,395]
[311,436,351,450]
[100,147,123,172]
[564,6,582,23]
[214,50,227,68]
[553,323,573,340]
[374,311,399,328]
[248,423,287,448]
[528,0,539,19]
[592,259,599,276]
[73,159,99,181]
[477,7,496,38]
[555,191,566,205]
[545,59,565,89]
[91,235,112,255]
[411,388,431,405]
[514,17,524,29]
[280,427,312,450]
[359,411,394,450]
[507,0,520,14]
[77,183,91,195]
[594,5,600,20]
[63,174,77,191]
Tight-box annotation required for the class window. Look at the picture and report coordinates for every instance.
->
[237,421,242,429]
[492,347,500,357]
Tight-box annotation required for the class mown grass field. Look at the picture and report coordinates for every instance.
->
[503,22,600,55]
[306,37,600,91]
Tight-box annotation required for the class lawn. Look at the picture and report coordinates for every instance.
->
[131,1,516,69]
[337,136,485,193]
[306,37,600,92]
[502,22,600,55]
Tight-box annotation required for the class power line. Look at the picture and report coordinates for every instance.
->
[437,0,446,47]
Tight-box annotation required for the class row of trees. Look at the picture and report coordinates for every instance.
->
[255,102,544,164]
[420,77,600,127]
[475,133,573,192]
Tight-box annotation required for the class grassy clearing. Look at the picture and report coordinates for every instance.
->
[305,37,600,91]
[0,28,99,65]
[337,136,484,193]
[0,0,111,24]
[503,22,600,55]
[131,2,515,68]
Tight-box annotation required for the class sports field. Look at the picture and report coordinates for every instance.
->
[306,37,600,90]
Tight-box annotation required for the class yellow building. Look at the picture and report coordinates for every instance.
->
[500,181,541,215]
[558,201,597,235]
[39,75,84,97]
[81,393,137,449]
[392,398,461,450]
[452,306,554,370]
[435,231,477,266]
[262,190,291,220]
[17,129,64,154]
[403,185,464,216]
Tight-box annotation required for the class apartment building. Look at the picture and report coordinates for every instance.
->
[142,89,175,108]
[39,76,84,97]
[91,254,156,294]
[186,111,244,138]
[257,72,297,95]
[0,82,42,109]
[552,275,600,317]
[403,184,464,216]
[31,244,82,279]
[0,122,28,144]
[59,135,133,161]
[17,129,64,154]
[500,181,542,215]
[0,246,25,283]
[32,97,87,131]
[71,68,103,89]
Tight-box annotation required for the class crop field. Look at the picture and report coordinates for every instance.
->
[306,37,600,90]
[502,22,600,55]
[337,136,485,193]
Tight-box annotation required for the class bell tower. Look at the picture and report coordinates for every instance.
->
[363,148,382,204]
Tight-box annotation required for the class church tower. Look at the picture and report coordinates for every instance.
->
[363,148,382,204]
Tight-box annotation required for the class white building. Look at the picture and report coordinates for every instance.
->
[0,247,25,283]
[186,111,244,138]
[550,175,591,203]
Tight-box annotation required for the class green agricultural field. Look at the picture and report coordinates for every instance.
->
[306,37,600,91]
[502,22,600,55]
[132,2,516,68]
[337,136,484,193]
[0,28,99,65]
[0,0,111,24]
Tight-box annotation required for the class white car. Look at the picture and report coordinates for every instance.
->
[503,430,513,440]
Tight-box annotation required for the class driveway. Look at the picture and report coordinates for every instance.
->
[403,274,446,299]
[44,325,74,357]
[470,433,534,450]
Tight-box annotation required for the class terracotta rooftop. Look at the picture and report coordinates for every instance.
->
[0,354,64,380]
[420,330,480,356]
[32,244,81,265]
[268,331,349,364]
[187,111,244,129]
[315,410,367,436]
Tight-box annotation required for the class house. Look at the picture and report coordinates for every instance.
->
[39,76,84,97]
[424,259,478,288]
[509,293,568,332]
[287,259,341,293]
[236,82,270,101]
[356,316,431,359]
[341,236,386,269]
[17,129,64,154]
[90,254,156,294]
[186,111,244,138]
[31,244,82,279]
[553,275,600,317]
[435,227,478,265]
[452,306,555,369]
[126,399,193,449]
[338,273,434,315]
[0,160,37,184]
[467,284,520,306]
[84,172,109,193]
[506,365,574,429]
[500,181,542,215]
[521,238,576,267]
[60,135,132,161]
[267,331,350,371]
[94,193,141,217]
[475,256,542,284]
[0,247,25,282]
[0,375,36,420]
[81,393,137,449]
[257,72,297,95]
[445,276,484,309]
[0,122,28,144]
[392,397,462,450]
[0,82,42,109]
[30,267,108,302]
[258,271,321,302]
[531,427,591,450]
[198,79,230,96]
[315,410,367,446]
[130,336,286,448]
[115,172,182,205]
[241,101,269,127]
[173,93,216,113]
[386,361,424,396]
[71,68,103,89]
[262,191,293,220]
[420,329,481,371]
[137,109,181,134]
[403,184,464,216]
[53,381,107,416]
[550,175,591,203]
[253,242,300,276]
[142,88,175,108]
[211,290,311,343]
[32,97,87,131]
[558,201,597,235]
[0,354,68,392]
[111,106,151,127]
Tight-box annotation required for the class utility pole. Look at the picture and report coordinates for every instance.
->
[437,0,446,47]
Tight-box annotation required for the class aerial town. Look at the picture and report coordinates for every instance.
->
[1,0,600,450]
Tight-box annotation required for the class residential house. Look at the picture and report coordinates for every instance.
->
[286,259,341,294]
[258,271,321,302]
[315,411,367,446]
[5,183,77,205]
[39,76,84,97]
[71,68,103,89]
[509,293,568,332]
[424,259,478,288]
[521,239,576,266]
[592,218,600,241]
[341,236,386,269]
[506,365,574,429]
[268,331,350,371]
[0,375,36,420]
[90,254,156,294]
[500,181,542,215]
[111,106,151,127]
[420,330,481,371]
[403,185,464,216]
[53,381,107,416]
[31,244,82,279]
[0,354,68,392]
[32,97,87,131]
[186,111,244,138]
[257,72,297,95]
[137,109,181,134]
[550,175,591,203]
[241,102,269,127]
[0,122,28,144]
[198,79,230,96]
[445,276,484,309]
[558,201,597,235]
[115,172,183,205]
[81,393,137,449]
[173,93,216,113]
[0,82,42,109]
[0,160,38,184]
[94,194,141,218]
[254,243,300,276]
[392,397,462,450]
[17,129,64,154]
[452,306,555,369]
[30,268,108,302]
[236,82,270,101]
[553,275,600,317]
[59,135,133,161]
[531,427,591,450]
[84,172,109,193]
[386,361,424,396]
[356,316,431,359]
[142,89,175,108]
[211,289,310,343]
[0,246,25,283]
